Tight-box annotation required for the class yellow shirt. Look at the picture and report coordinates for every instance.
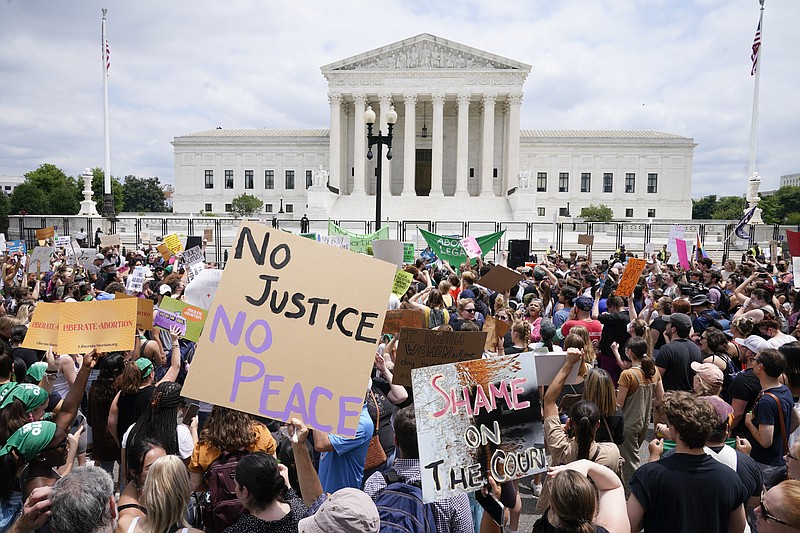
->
[188,422,276,473]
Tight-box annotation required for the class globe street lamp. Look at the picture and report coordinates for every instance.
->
[365,103,397,230]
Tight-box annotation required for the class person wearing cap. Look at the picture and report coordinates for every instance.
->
[731,335,771,440]
[627,391,748,533]
[744,348,795,487]
[690,294,721,336]
[93,260,116,292]
[85,253,105,283]
[560,295,602,350]
[654,312,703,393]
[690,362,724,397]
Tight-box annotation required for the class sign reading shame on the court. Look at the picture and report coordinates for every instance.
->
[182,222,397,437]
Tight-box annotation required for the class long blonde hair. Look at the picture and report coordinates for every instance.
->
[568,325,596,364]
[142,456,191,533]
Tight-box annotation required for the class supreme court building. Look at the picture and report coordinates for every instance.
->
[172,34,695,221]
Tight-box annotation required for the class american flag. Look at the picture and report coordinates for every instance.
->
[750,15,762,76]
[105,39,111,73]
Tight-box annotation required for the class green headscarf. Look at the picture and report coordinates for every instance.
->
[0,382,19,404]
[0,421,57,462]
[0,384,48,411]
[26,362,48,383]
[135,358,153,379]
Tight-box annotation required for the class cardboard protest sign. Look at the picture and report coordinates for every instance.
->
[57,299,137,354]
[478,265,523,294]
[667,225,685,253]
[181,221,396,437]
[27,246,54,273]
[381,309,424,335]
[115,293,154,330]
[182,246,204,266]
[615,258,647,298]
[126,267,147,294]
[6,240,26,254]
[393,328,487,387]
[391,270,414,297]
[412,352,546,502]
[158,296,208,342]
[403,243,415,264]
[577,234,594,246]
[787,231,800,257]
[203,228,213,243]
[35,227,54,242]
[100,234,121,248]
[156,244,172,262]
[482,315,511,351]
[460,237,482,259]
[153,307,187,336]
[140,231,154,244]
[21,303,60,351]
[55,236,71,248]
[163,233,183,254]
[183,268,222,310]
[372,240,405,267]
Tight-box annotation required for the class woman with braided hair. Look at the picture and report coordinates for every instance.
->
[123,381,197,460]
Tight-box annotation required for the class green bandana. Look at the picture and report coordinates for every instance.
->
[0,382,18,404]
[0,384,48,411]
[0,421,57,462]
[26,362,48,383]
[135,358,153,379]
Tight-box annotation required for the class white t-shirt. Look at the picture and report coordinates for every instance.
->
[121,423,194,459]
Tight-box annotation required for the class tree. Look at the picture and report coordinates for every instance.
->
[711,196,746,220]
[230,193,263,218]
[0,193,9,234]
[89,168,124,214]
[123,176,166,212]
[9,182,49,215]
[47,188,80,215]
[579,204,614,222]
[692,195,717,219]
[11,163,82,214]
[759,186,800,224]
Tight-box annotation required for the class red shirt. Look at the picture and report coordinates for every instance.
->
[561,318,603,350]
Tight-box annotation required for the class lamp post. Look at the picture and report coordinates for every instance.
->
[365,103,397,230]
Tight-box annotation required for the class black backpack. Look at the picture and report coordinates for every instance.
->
[201,449,248,532]
[711,286,731,318]
[428,308,446,329]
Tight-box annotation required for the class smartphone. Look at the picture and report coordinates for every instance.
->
[182,403,199,425]
[475,489,504,526]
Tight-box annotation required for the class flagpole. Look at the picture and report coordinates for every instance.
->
[101,9,114,218]
[747,1,764,179]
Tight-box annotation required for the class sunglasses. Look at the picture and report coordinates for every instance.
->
[760,490,791,526]
[464,308,476,313]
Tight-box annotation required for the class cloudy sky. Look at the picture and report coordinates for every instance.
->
[0,0,797,198]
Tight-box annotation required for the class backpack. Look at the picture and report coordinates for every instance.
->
[376,470,436,533]
[711,286,731,318]
[201,449,248,532]
[428,308,446,329]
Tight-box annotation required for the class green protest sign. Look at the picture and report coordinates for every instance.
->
[392,271,414,296]
[328,221,389,254]
[403,243,415,264]
[417,228,505,266]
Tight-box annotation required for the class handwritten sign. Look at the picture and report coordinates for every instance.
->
[57,299,137,354]
[373,240,405,267]
[381,309,424,335]
[403,243,415,264]
[163,233,183,254]
[181,221,396,437]
[478,265,523,294]
[100,234,121,248]
[158,296,208,343]
[27,246,54,274]
[482,315,511,351]
[140,231,154,244]
[460,237,482,259]
[204,228,213,243]
[21,303,60,351]
[645,242,654,256]
[126,267,146,294]
[55,236,71,248]
[667,225,685,253]
[156,243,172,262]
[412,352,546,502]
[577,234,594,246]
[391,270,414,297]
[393,328,487,387]
[183,268,222,310]
[317,235,350,250]
[615,257,647,298]
[182,246,204,266]
[187,262,205,283]
[68,248,94,268]
[35,227,54,242]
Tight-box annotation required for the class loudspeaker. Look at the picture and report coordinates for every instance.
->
[508,239,530,269]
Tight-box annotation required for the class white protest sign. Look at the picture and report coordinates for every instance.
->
[793,257,800,289]
[667,225,685,253]
[645,242,654,256]
[55,236,71,248]
[372,239,404,267]
[187,262,205,283]
[460,236,482,259]
[126,266,146,294]
[27,246,54,273]
[183,268,223,310]
[140,231,154,244]
[182,246,204,266]
[317,235,350,250]
[0,234,5,253]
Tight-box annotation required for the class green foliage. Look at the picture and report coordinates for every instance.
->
[579,204,614,222]
[230,193,264,218]
[692,195,717,219]
[47,188,80,215]
[122,175,166,212]
[711,196,746,220]
[11,163,82,214]
[0,193,9,234]
[9,182,49,215]
[759,186,800,224]
[90,168,124,214]
[785,212,800,225]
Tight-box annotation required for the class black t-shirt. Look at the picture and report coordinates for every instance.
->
[750,385,793,466]
[366,379,396,457]
[654,338,703,392]
[596,411,626,445]
[116,385,155,442]
[651,316,668,351]
[630,453,748,533]
[12,347,40,370]
[598,312,630,355]
[662,446,762,499]
[730,369,761,438]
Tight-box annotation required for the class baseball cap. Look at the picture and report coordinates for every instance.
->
[734,335,770,354]
[690,294,710,307]
[95,253,105,260]
[663,312,691,330]
[573,296,593,311]
[159,284,172,296]
[691,361,723,385]
[459,289,475,300]
[297,488,379,533]
[702,395,734,426]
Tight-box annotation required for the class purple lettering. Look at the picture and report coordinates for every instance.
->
[210,306,246,345]
[244,319,272,354]
[281,382,310,423]
[230,355,264,402]
[308,387,334,432]
[258,374,285,419]
[336,396,362,438]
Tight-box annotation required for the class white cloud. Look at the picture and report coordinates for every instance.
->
[0,0,796,199]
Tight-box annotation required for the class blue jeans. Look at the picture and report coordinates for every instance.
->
[0,492,23,533]
[468,490,483,533]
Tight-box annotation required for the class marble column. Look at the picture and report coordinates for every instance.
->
[430,92,446,197]
[378,93,393,196]
[480,92,497,197]
[327,93,342,192]
[352,93,367,195]
[402,93,417,196]
[504,93,523,194]
[455,92,471,197]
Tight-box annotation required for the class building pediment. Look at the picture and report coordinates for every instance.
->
[321,33,531,73]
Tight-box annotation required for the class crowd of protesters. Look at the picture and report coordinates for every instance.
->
[0,230,799,533]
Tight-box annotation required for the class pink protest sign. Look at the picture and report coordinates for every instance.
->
[460,237,482,259]
[675,238,691,270]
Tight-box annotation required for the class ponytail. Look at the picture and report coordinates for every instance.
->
[570,400,600,460]
[120,361,143,395]
[626,337,655,379]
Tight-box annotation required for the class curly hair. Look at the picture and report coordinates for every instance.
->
[199,406,259,451]
[662,391,718,449]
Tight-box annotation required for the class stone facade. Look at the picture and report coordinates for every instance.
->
[172,34,695,221]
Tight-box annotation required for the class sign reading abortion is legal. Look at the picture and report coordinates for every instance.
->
[182,222,397,437]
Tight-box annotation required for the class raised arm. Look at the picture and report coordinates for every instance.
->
[287,418,324,508]
[55,350,97,432]
[374,352,408,405]
[156,326,182,385]
[543,348,582,419]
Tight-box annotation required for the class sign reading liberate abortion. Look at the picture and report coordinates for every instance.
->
[412,352,546,502]
[57,299,138,354]
[182,222,396,437]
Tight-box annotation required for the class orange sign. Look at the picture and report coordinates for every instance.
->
[57,299,137,354]
[21,303,60,351]
[615,258,647,298]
